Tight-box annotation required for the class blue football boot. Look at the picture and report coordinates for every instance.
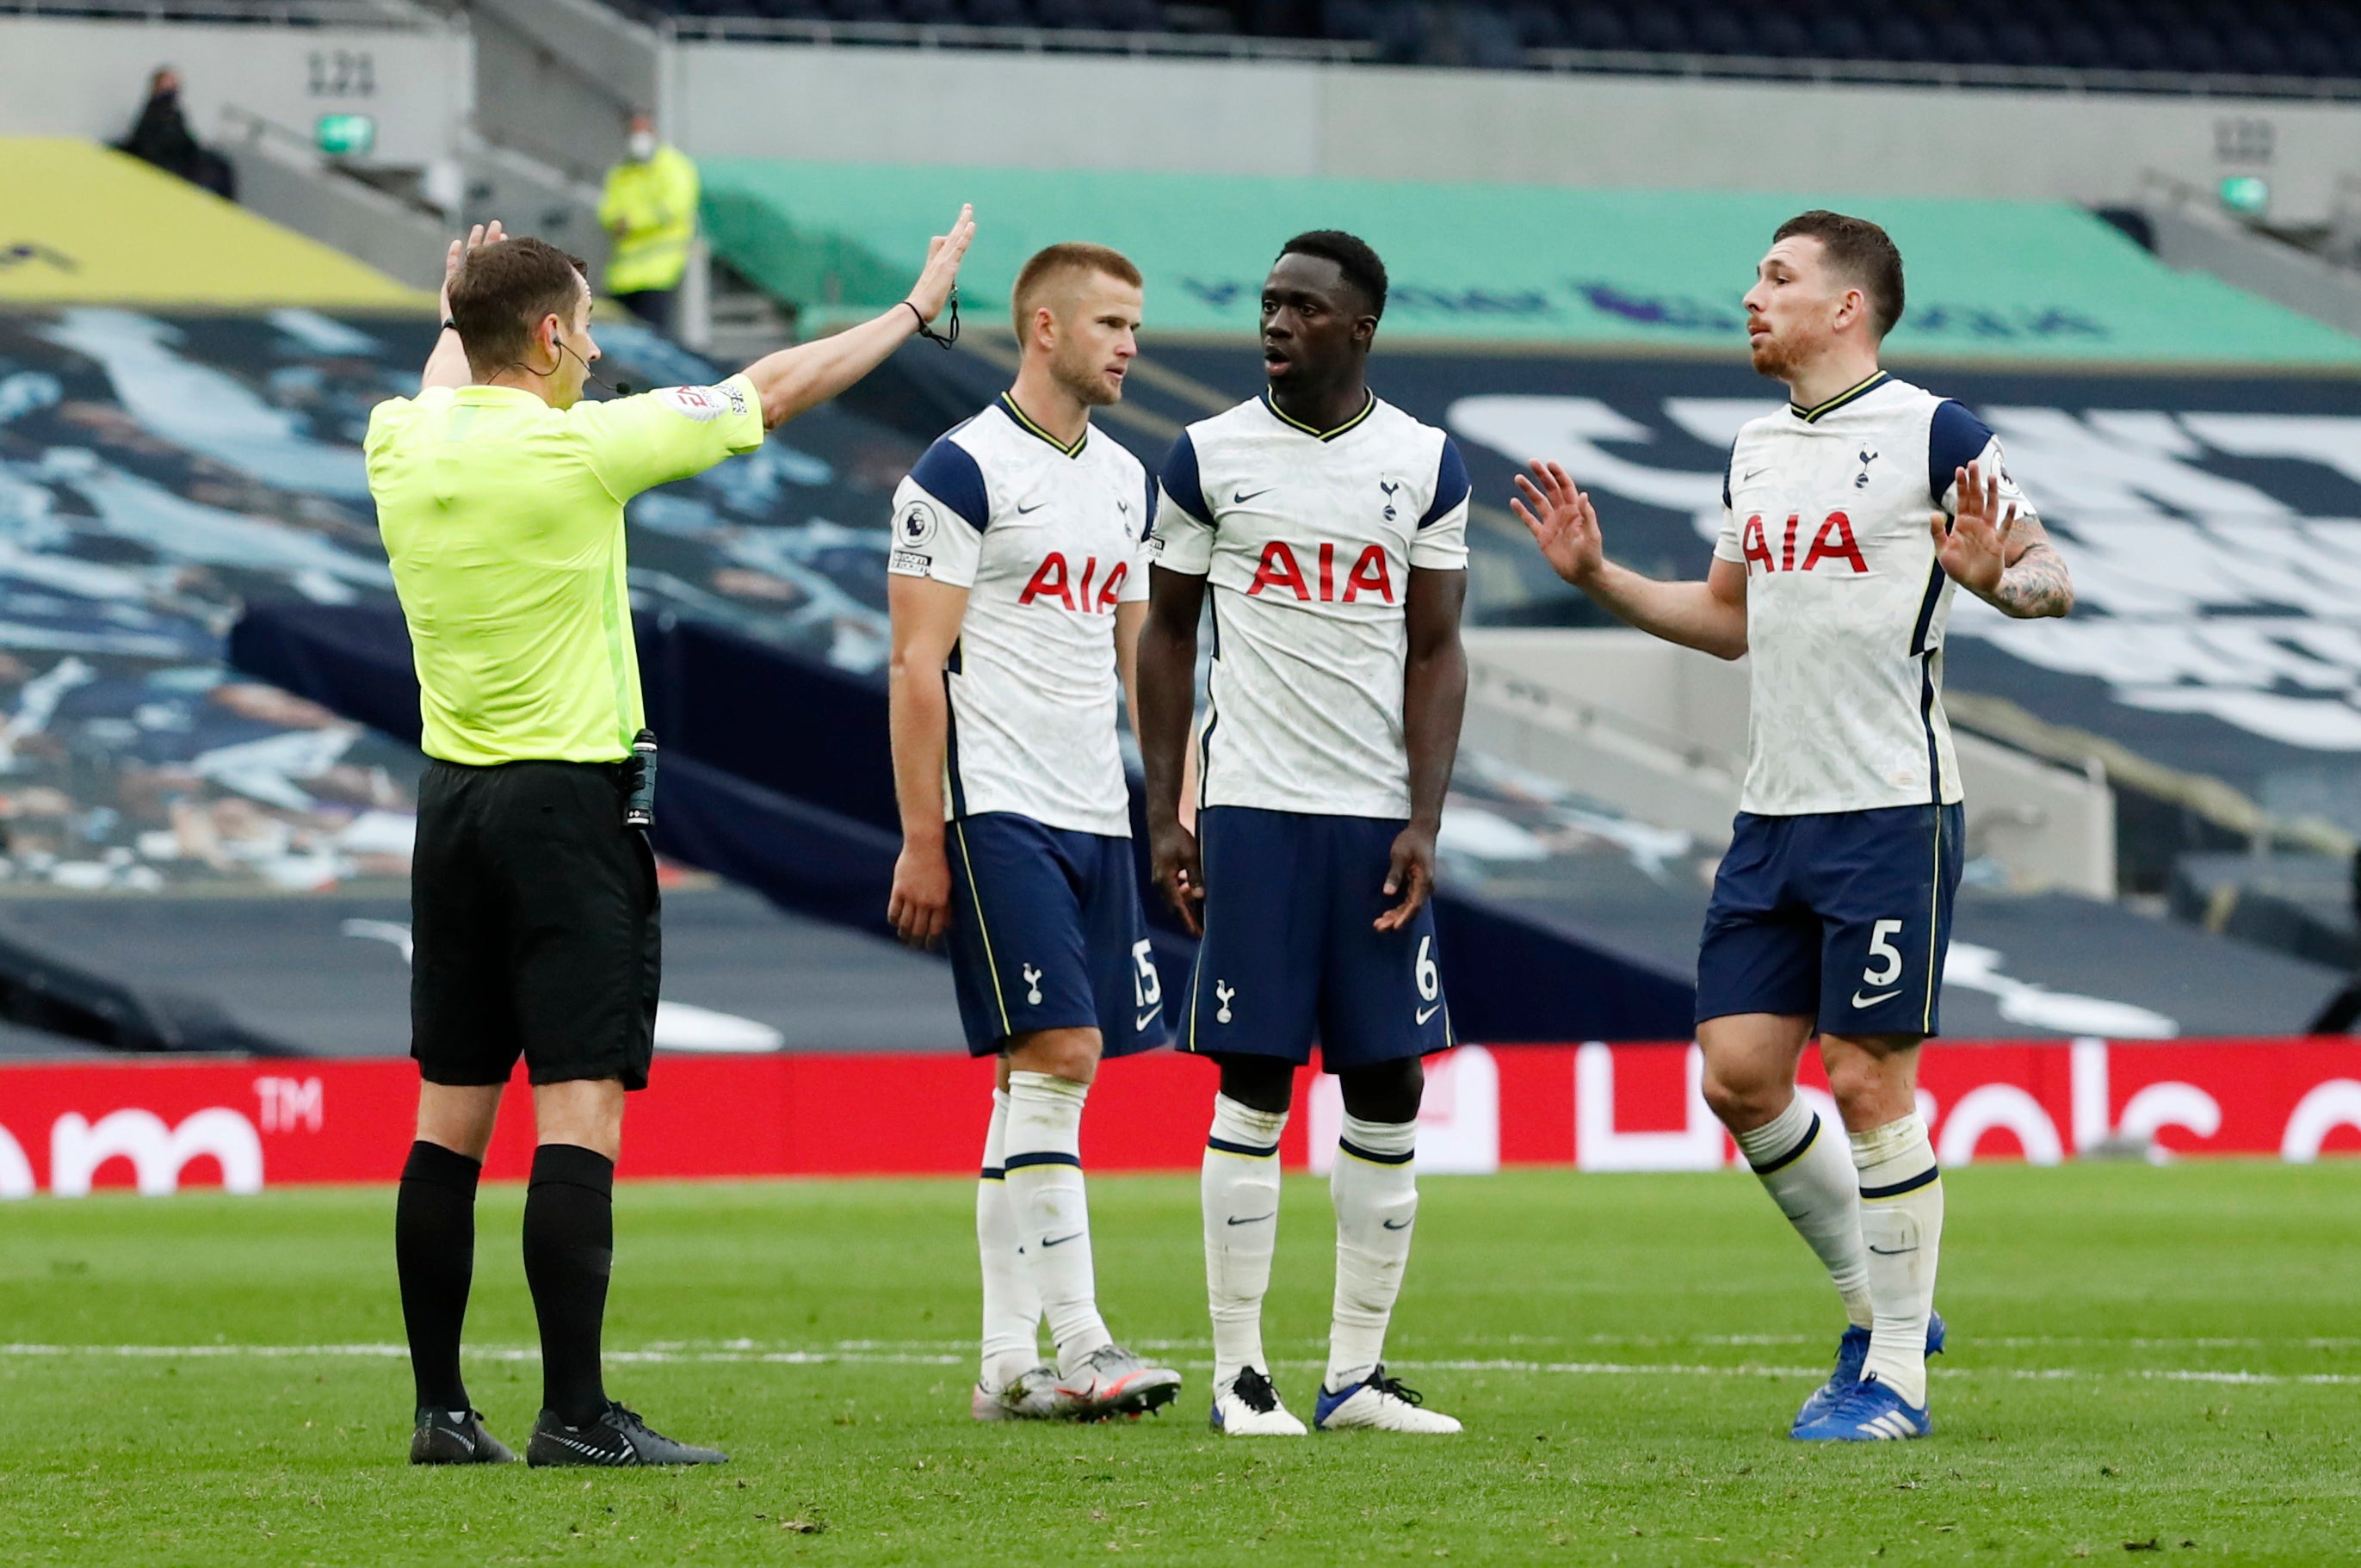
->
[1792,1311,1944,1434]
[1791,1374,1932,1442]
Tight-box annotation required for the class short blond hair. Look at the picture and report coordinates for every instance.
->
[1010,243,1142,340]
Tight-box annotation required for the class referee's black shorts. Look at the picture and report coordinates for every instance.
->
[411,758,659,1092]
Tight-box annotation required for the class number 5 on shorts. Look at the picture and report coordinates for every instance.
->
[1863,918,1905,989]
[1131,938,1161,1009]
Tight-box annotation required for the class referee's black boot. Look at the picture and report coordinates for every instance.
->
[526,1402,729,1467]
[410,1406,516,1465]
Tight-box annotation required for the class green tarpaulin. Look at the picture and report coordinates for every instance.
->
[701,160,2360,367]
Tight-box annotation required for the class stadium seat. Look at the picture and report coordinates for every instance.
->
[1865,14,1933,63]
[1509,2,1567,50]
[1687,8,1751,58]
[2048,22,2113,71]
[1750,12,1812,59]
[1562,3,1632,52]
[1928,17,1995,67]
[2104,20,2171,72]
[1988,20,2053,69]
[961,0,1036,25]
[1625,7,1691,54]
[1805,13,1871,59]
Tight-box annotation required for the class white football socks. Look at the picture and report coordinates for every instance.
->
[1731,1095,1874,1331]
[976,1088,1042,1389]
[1002,1071,1112,1371]
[1202,1094,1287,1386]
[1326,1114,1418,1392]
[1852,1113,1944,1407]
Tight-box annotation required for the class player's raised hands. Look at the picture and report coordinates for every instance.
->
[1149,820,1206,938]
[1511,460,1606,588]
[439,220,504,318]
[905,204,976,326]
[1375,824,1437,932]
[1932,460,2018,596]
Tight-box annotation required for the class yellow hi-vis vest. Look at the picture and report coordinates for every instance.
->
[597,145,699,294]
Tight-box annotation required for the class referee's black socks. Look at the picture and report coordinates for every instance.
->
[523,1143,616,1429]
[396,1139,481,1414]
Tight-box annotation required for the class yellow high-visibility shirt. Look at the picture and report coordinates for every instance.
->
[596,145,701,294]
[365,375,763,765]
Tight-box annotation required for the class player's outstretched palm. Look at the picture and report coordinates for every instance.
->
[1932,459,2017,597]
[906,204,977,325]
[1510,460,1605,588]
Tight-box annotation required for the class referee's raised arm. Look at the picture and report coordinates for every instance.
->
[369,206,973,1472]
[739,203,973,428]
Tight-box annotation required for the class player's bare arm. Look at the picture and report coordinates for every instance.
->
[1379,566,1468,932]
[420,220,505,392]
[1933,459,2075,620]
[1512,459,1750,660]
[1137,565,1207,935]
[740,204,974,429]
[884,572,970,948]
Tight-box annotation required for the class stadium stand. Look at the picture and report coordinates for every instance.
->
[590,0,2361,96]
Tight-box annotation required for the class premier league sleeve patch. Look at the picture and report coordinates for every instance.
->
[655,384,749,422]
[897,499,941,548]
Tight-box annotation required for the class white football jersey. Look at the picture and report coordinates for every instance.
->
[1152,391,1471,818]
[1716,372,2036,816]
[887,395,1153,837]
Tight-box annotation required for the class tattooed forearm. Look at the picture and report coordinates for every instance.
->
[1983,540,2074,619]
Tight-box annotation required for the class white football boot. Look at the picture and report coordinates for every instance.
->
[1209,1367,1308,1436]
[970,1363,1076,1422]
[1313,1366,1462,1434]
[1056,1343,1183,1420]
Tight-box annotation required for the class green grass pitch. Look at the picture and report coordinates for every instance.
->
[2,1163,2358,1565]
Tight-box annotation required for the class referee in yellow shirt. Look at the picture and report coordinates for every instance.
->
[370,208,973,1468]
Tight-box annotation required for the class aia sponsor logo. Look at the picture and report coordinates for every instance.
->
[1017,552,1128,612]
[1740,511,1869,577]
[1246,540,1395,604]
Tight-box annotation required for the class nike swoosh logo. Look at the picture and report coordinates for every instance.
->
[1866,1244,1917,1255]
[1414,1003,1442,1025]
[1042,1231,1085,1248]
[1232,488,1272,504]
[1851,989,1901,1009]
[1742,467,1771,481]
[1135,1009,1160,1031]
[1015,501,1047,515]
[1226,1213,1275,1226]
[1381,1218,1411,1230]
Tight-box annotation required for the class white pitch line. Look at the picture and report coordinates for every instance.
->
[5,1344,2359,1386]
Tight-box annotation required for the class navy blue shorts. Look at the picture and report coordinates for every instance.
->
[1696,802,1964,1039]
[945,812,1171,1058]
[1181,806,1452,1069]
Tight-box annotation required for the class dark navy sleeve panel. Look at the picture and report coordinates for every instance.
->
[907,435,991,533]
[1142,465,1159,542]
[1927,399,1996,509]
[1722,441,1734,510]
[1418,435,1473,529]
[1159,429,1211,525]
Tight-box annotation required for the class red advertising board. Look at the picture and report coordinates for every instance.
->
[1,1040,2358,1196]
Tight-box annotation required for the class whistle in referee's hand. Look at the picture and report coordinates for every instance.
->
[624,729,659,830]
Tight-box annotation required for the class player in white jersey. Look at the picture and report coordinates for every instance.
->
[1140,231,1470,1438]
[885,244,1181,1424]
[1514,212,2074,1441]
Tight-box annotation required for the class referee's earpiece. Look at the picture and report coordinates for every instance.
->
[554,338,634,398]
